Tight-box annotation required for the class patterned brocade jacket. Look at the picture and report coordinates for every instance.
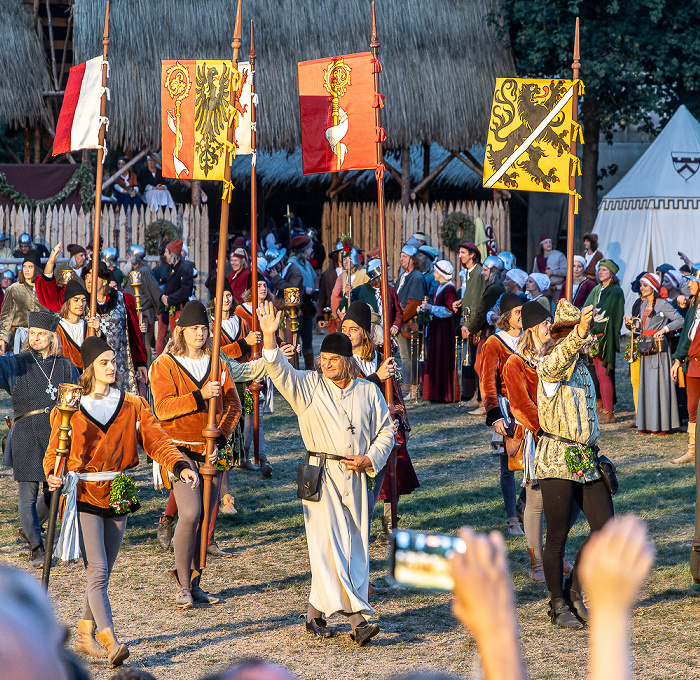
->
[534,328,601,484]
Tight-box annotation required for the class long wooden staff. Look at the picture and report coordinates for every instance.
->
[248,20,262,467]
[371,3,399,529]
[200,0,244,570]
[42,384,82,589]
[564,19,580,302]
[88,2,110,332]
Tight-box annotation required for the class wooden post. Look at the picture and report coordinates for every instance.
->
[248,20,262,466]
[88,3,110,329]
[371,3,399,530]
[564,18,580,302]
[199,0,243,570]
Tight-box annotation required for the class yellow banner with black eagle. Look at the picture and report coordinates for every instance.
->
[483,78,583,200]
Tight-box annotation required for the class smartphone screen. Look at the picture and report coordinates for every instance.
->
[389,529,466,591]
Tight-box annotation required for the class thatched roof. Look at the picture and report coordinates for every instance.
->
[229,142,484,192]
[72,0,514,153]
[0,1,51,128]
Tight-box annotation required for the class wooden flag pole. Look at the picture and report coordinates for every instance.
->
[371,2,399,529]
[248,19,262,466]
[88,1,110,330]
[564,18,580,302]
[200,0,243,570]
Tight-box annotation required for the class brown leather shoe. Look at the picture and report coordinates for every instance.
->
[598,410,616,424]
[369,582,388,595]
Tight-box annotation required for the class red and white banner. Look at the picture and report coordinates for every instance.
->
[53,57,106,155]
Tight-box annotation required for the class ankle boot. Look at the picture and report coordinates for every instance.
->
[75,619,108,658]
[548,597,583,629]
[528,548,544,582]
[95,627,129,667]
[566,587,589,622]
[170,569,194,609]
[672,423,696,464]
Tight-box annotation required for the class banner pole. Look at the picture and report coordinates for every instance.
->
[564,18,580,302]
[200,0,243,571]
[88,1,110,330]
[371,1,399,529]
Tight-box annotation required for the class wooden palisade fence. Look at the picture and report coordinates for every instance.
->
[321,199,510,280]
[0,204,210,301]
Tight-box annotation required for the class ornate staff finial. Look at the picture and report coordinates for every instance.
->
[232,0,243,56]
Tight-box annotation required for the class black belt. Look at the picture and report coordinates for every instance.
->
[308,451,347,463]
[540,431,597,451]
[14,407,51,423]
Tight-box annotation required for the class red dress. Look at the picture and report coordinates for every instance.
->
[422,283,458,402]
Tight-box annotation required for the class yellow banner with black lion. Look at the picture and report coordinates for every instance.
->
[483,78,582,194]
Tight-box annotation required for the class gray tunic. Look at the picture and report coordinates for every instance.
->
[636,299,684,432]
[0,282,45,345]
[263,347,394,616]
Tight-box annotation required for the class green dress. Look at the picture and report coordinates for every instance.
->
[584,282,624,375]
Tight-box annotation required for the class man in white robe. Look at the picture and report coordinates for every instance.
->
[257,300,394,646]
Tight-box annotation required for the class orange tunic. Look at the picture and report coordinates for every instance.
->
[502,353,540,436]
[479,333,516,426]
[220,313,251,361]
[56,321,86,370]
[149,352,241,460]
[43,392,186,510]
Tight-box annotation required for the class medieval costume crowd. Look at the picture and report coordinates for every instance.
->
[0,220,697,669]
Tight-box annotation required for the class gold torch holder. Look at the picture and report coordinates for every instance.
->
[42,383,83,588]
[128,269,143,321]
[284,287,301,369]
[61,269,77,285]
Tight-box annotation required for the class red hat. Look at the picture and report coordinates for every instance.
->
[167,239,183,255]
[540,233,552,243]
[233,236,247,247]
[641,272,661,293]
[290,235,311,251]
[460,241,479,254]
[367,247,381,259]
[230,247,247,260]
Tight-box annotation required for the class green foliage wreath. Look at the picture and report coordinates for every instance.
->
[0,161,93,212]
[440,211,475,253]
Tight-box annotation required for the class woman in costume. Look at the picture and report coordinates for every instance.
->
[341,301,419,542]
[45,336,197,667]
[626,273,683,434]
[535,300,614,629]
[1,311,78,568]
[567,256,596,309]
[584,258,625,424]
[525,273,551,312]
[149,301,241,608]
[421,260,458,402]
[478,293,525,537]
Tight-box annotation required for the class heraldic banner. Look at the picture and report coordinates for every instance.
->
[298,52,377,176]
[483,78,581,194]
[161,60,248,180]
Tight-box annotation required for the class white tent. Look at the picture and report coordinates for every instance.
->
[595,105,700,315]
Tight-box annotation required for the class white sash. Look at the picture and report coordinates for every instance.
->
[55,470,121,561]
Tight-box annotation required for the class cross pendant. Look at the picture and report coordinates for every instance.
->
[348,424,355,435]
[46,383,57,400]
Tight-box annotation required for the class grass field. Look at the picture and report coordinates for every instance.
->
[0,351,699,680]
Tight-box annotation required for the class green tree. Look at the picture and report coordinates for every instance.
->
[493,0,700,232]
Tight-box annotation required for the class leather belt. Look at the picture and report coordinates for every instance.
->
[308,451,347,462]
[14,407,51,423]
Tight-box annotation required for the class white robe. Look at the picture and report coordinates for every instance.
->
[263,347,394,616]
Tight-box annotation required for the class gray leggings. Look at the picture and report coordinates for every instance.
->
[18,481,51,549]
[78,512,128,632]
[172,471,221,587]
[523,484,544,563]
